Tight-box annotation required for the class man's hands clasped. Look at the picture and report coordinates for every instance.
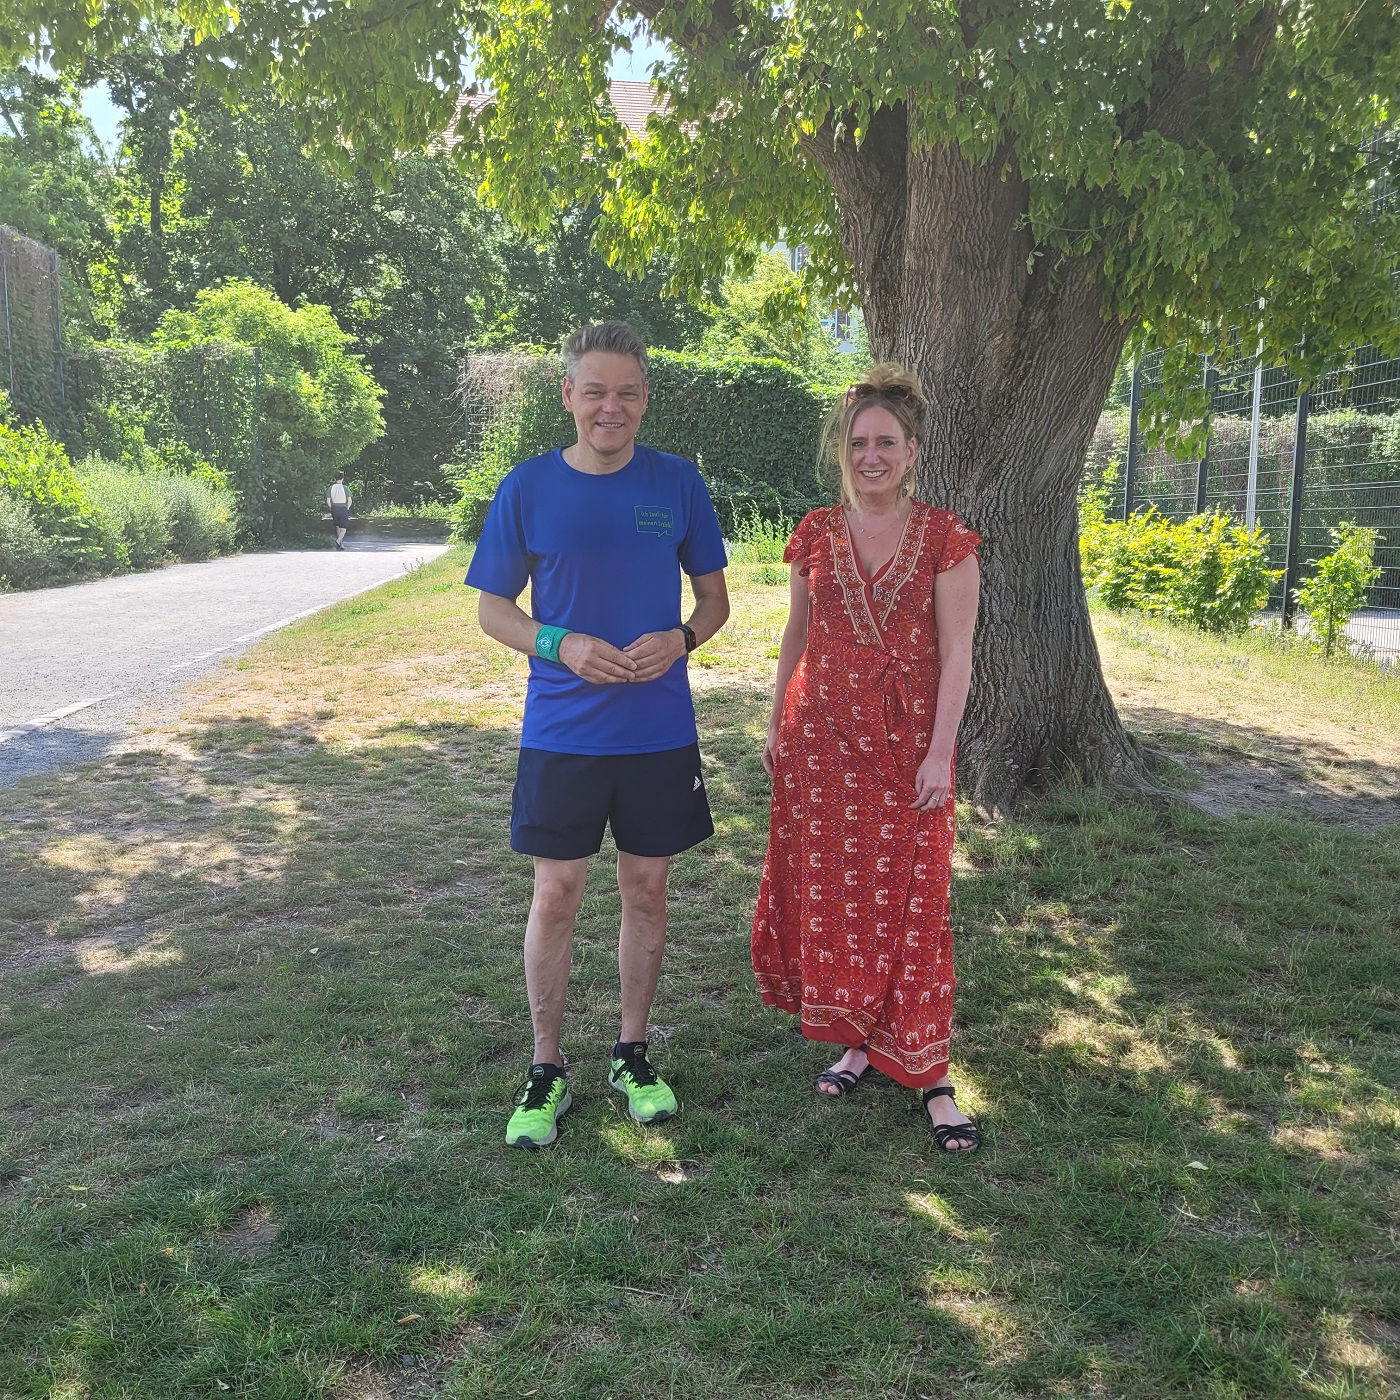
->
[557,628,687,684]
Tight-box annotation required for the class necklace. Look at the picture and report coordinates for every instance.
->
[847,503,910,537]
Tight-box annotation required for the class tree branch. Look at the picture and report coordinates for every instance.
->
[0,91,22,140]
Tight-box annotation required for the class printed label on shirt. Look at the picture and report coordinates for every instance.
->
[635,505,675,536]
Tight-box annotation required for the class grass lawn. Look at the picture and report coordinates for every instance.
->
[2,548,1397,1400]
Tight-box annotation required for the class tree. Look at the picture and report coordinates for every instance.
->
[81,27,713,503]
[154,280,384,537]
[89,21,212,331]
[1295,523,1383,661]
[696,252,852,384]
[0,66,110,320]
[17,3,1400,807]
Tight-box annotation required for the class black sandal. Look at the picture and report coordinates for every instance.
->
[814,1045,869,1098]
[922,1085,981,1154]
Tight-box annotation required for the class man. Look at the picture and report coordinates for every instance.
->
[466,321,730,1149]
[327,473,351,550]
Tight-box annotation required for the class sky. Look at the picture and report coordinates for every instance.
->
[79,27,670,155]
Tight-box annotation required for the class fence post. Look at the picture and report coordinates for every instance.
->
[49,247,64,405]
[461,350,472,457]
[1,237,14,401]
[251,346,266,543]
[1245,343,1264,528]
[1281,389,1310,629]
[1123,358,1142,521]
[1194,361,1216,514]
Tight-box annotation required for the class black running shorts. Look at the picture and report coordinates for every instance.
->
[510,743,714,860]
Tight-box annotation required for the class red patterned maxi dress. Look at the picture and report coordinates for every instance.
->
[751,502,981,1088]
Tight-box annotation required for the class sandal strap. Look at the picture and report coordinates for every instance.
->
[816,1069,860,1091]
[932,1122,981,1152]
[922,1085,957,1104]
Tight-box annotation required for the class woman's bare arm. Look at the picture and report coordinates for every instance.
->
[763,564,811,777]
[911,554,980,809]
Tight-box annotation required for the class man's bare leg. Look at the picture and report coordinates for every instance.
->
[524,856,589,1065]
[616,852,670,1042]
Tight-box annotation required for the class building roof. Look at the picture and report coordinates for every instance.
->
[443,78,666,148]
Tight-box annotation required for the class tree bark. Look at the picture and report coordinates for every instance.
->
[814,123,1146,813]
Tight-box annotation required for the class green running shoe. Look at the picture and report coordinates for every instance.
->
[506,1063,571,1149]
[608,1042,677,1125]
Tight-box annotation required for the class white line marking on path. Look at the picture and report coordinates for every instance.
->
[0,693,121,745]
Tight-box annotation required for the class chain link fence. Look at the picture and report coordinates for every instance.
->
[1,225,64,423]
[64,343,265,537]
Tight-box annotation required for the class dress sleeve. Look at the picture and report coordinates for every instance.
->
[783,508,831,576]
[937,513,981,573]
[782,510,817,567]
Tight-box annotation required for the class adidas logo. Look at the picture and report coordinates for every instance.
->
[692,775,702,791]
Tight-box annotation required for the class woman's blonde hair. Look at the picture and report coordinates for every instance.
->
[819,362,927,505]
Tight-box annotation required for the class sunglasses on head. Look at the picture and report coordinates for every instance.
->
[847,382,913,402]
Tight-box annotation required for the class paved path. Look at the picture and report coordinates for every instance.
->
[0,538,451,785]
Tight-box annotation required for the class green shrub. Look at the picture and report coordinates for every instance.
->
[155,282,384,539]
[153,472,237,561]
[77,460,173,569]
[1166,513,1281,632]
[0,490,58,590]
[1296,522,1383,659]
[1080,500,1279,633]
[0,420,126,583]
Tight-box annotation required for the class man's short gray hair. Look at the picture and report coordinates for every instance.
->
[562,321,650,382]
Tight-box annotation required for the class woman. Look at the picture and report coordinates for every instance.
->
[750,363,982,1152]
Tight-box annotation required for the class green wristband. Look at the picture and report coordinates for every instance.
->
[534,624,572,663]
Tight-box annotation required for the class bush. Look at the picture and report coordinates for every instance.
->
[0,490,58,590]
[0,420,126,583]
[155,281,384,539]
[75,459,240,567]
[154,473,238,561]
[1080,494,1279,633]
[1296,522,1383,659]
[77,460,173,569]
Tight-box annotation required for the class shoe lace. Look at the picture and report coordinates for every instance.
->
[616,1049,657,1087]
[514,1068,560,1110]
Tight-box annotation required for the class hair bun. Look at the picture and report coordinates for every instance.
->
[856,362,923,402]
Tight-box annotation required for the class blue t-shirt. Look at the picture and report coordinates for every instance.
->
[465,445,728,755]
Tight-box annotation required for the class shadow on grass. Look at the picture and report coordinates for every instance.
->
[1123,702,1400,826]
[0,687,1396,1398]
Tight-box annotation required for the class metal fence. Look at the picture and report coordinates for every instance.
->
[1093,344,1400,658]
[1,225,64,423]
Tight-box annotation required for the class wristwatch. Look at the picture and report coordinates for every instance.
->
[679,623,698,653]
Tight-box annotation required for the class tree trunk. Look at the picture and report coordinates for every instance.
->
[815,122,1147,813]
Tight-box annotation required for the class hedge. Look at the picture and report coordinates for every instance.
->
[452,349,834,539]
[65,342,260,532]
